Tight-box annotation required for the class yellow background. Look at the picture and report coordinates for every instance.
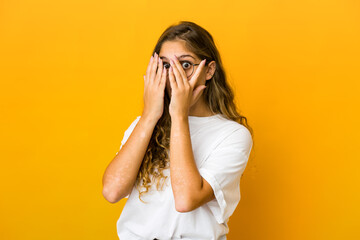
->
[1,0,359,239]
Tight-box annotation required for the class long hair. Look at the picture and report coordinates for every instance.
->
[135,21,254,203]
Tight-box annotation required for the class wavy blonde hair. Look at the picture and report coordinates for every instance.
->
[135,21,254,203]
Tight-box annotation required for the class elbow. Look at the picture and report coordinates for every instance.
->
[175,205,192,213]
[175,197,195,213]
[102,187,122,204]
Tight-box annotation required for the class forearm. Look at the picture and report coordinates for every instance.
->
[102,115,158,203]
[170,116,202,210]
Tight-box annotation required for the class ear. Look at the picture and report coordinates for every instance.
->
[205,61,216,81]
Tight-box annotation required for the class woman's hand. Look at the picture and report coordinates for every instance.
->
[168,55,207,119]
[142,52,167,122]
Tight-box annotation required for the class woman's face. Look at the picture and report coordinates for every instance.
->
[158,39,209,97]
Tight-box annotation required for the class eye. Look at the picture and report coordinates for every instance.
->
[181,61,192,69]
[163,63,171,69]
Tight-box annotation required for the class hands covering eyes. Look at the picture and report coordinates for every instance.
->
[142,52,167,122]
[142,52,207,121]
[167,55,207,118]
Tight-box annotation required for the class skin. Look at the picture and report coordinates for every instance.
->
[102,39,218,213]
[159,39,216,117]
[159,39,218,212]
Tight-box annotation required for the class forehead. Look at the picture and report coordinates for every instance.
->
[159,40,197,59]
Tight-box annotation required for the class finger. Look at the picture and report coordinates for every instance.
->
[150,53,159,83]
[160,65,167,89]
[155,58,163,86]
[192,85,207,100]
[190,85,207,106]
[171,56,187,83]
[170,58,184,88]
[149,53,159,83]
[169,65,177,89]
[143,74,146,92]
[189,59,206,89]
[145,55,154,82]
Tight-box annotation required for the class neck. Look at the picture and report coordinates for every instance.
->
[188,95,214,117]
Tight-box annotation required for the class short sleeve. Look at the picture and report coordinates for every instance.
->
[116,116,141,154]
[198,126,253,224]
[116,116,141,198]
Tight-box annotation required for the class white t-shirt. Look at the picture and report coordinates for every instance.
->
[115,114,253,240]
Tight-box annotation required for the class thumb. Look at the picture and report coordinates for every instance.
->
[193,85,207,95]
[191,85,207,104]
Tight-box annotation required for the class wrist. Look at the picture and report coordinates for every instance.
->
[141,113,160,126]
[170,114,188,123]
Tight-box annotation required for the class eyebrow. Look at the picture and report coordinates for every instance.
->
[160,54,195,60]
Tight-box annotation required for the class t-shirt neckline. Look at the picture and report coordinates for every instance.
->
[188,113,222,121]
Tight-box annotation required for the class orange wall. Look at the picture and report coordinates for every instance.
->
[0,0,359,239]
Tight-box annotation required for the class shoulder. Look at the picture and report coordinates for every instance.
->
[216,116,253,150]
[217,115,252,139]
[129,115,141,126]
[123,115,141,133]
[135,115,141,122]
[231,124,252,144]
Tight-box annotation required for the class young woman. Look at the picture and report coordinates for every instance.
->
[102,21,254,240]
